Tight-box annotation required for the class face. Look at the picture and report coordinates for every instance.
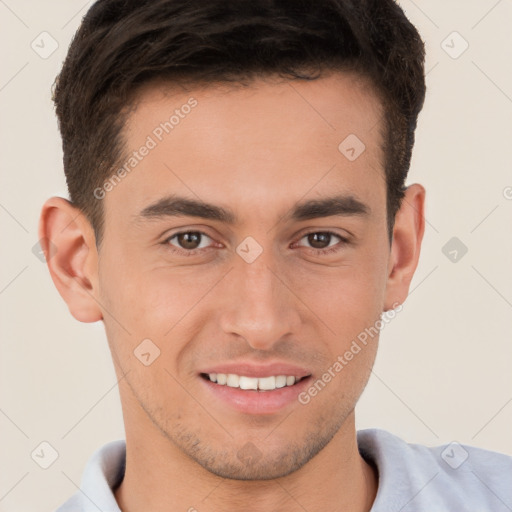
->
[97,72,394,479]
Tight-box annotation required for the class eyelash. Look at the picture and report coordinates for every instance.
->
[162,230,349,257]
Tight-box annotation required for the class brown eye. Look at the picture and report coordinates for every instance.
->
[298,232,341,250]
[168,231,212,251]
[309,233,330,249]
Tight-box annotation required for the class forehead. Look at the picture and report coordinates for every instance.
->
[125,71,383,147]
[105,72,386,225]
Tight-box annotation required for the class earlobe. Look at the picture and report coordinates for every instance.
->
[383,184,426,311]
[38,197,103,323]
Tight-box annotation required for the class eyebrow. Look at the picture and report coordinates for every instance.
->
[137,194,370,224]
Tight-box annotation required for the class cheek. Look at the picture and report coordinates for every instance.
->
[287,254,387,342]
[294,268,382,410]
[99,253,220,368]
[99,239,200,330]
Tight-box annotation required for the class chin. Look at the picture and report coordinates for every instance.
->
[172,421,341,481]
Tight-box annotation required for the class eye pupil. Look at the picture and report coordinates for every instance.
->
[178,232,201,249]
[308,232,331,249]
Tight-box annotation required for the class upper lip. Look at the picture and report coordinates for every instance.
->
[199,361,312,379]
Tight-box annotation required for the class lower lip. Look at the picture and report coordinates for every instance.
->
[200,375,312,415]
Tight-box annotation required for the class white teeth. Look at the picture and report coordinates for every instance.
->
[226,374,239,387]
[258,376,275,390]
[286,376,296,386]
[207,373,303,390]
[239,376,258,390]
[275,375,287,388]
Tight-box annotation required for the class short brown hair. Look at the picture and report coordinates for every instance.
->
[53,0,426,245]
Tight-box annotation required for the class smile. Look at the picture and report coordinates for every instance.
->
[201,373,309,391]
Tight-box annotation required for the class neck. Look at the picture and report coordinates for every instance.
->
[115,408,378,512]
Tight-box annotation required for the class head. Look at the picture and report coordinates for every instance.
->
[41,0,426,480]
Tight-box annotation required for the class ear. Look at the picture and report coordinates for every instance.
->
[38,197,103,323]
[383,184,426,311]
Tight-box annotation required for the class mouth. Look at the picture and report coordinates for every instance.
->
[198,370,313,415]
[200,372,311,391]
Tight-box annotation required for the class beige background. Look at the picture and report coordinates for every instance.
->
[1,0,511,510]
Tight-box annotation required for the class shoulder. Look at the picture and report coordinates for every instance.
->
[357,428,512,512]
[55,439,125,512]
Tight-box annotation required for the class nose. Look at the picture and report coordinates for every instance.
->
[218,253,301,351]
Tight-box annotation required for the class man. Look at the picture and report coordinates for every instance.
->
[40,0,512,510]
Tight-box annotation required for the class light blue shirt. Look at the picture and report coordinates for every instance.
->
[56,429,512,511]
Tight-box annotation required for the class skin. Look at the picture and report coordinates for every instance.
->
[40,71,425,512]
